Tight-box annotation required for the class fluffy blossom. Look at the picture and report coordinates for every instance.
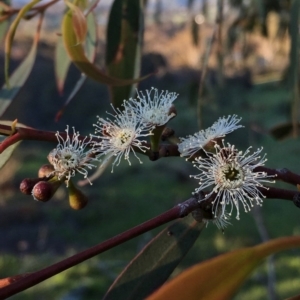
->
[47,126,96,186]
[192,207,231,230]
[92,106,153,172]
[191,142,274,220]
[126,88,178,126]
[178,115,243,158]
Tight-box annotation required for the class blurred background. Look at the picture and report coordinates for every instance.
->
[0,0,300,299]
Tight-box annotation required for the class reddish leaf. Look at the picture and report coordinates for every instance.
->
[147,236,300,300]
[62,8,150,86]
[65,1,87,45]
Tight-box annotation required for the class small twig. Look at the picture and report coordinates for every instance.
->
[0,125,97,153]
[255,166,300,186]
[0,124,181,159]
[260,186,298,201]
[1,0,60,18]
[85,0,101,17]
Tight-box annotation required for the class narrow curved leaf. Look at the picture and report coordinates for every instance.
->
[65,0,87,44]
[147,236,300,300]
[0,138,21,169]
[4,0,41,86]
[106,0,144,107]
[55,36,71,95]
[104,215,204,300]
[62,7,149,87]
[0,120,27,169]
[0,15,41,116]
[55,12,97,120]
[0,18,9,42]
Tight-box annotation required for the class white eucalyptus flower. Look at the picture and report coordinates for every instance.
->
[192,207,231,230]
[210,213,231,230]
[92,106,153,172]
[178,115,243,158]
[47,126,96,187]
[191,142,274,220]
[126,88,178,127]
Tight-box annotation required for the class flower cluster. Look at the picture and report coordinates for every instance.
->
[92,105,153,172]
[176,113,275,223]
[191,141,274,220]
[91,88,177,172]
[126,88,178,127]
[178,115,243,158]
[47,89,177,181]
[47,126,97,187]
[40,88,274,224]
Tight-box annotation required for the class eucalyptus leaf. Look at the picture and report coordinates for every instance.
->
[106,0,144,108]
[104,215,204,300]
[62,7,148,87]
[147,236,300,300]
[0,19,40,116]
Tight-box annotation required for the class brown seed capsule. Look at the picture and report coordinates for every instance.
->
[68,181,88,210]
[38,164,55,178]
[20,178,43,195]
[32,180,61,202]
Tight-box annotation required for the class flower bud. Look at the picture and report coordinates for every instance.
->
[150,125,165,153]
[68,180,88,210]
[168,104,177,119]
[161,127,175,142]
[38,164,55,178]
[32,180,62,202]
[20,178,43,195]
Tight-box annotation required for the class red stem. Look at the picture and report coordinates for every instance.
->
[0,125,179,158]
[0,199,199,298]
[255,166,300,186]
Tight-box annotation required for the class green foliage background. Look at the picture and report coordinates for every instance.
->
[0,0,300,299]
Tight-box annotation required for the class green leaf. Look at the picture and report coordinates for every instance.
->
[0,120,25,169]
[4,0,41,86]
[55,12,97,120]
[55,36,71,95]
[65,0,87,45]
[0,17,41,116]
[147,236,300,300]
[0,18,9,42]
[62,7,148,87]
[106,0,144,108]
[103,215,204,300]
[85,12,97,61]
[0,138,21,169]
